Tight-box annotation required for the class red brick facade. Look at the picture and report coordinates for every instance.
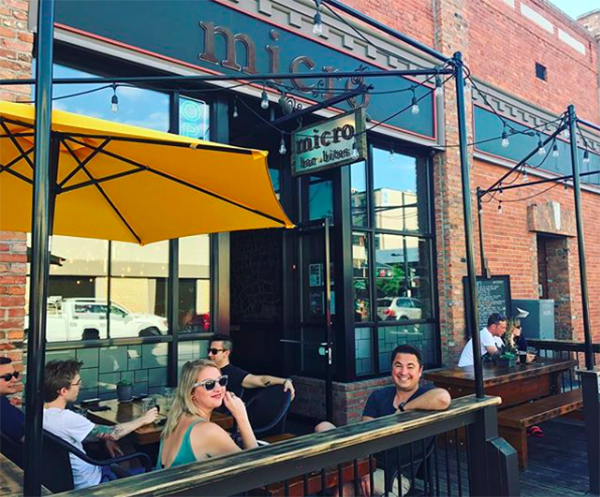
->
[0,0,31,402]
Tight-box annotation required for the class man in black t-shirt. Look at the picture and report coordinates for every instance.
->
[0,357,25,443]
[207,334,295,400]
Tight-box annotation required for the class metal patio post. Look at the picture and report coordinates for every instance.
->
[568,105,599,496]
[323,217,333,422]
[24,0,56,495]
[453,52,483,398]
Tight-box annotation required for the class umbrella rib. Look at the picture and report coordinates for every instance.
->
[0,163,33,184]
[0,145,34,172]
[58,137,112,189]
[0,132,35,139]
[64,132,254,156]
[59,168,144,194]
[66,136,287,227]
[60,139,142,244]
[0,118,35,170]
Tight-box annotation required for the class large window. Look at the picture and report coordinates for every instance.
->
[350,145,436,376]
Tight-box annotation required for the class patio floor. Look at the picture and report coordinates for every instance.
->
[520,417,589,497]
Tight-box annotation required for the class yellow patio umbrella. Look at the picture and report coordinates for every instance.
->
[0,101,293,244]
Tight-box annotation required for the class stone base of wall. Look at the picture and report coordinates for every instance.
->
[290,375,393,426]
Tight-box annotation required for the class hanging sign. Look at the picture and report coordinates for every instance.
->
[291,109,367,176]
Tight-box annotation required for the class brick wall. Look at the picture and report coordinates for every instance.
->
[0,0,32,402]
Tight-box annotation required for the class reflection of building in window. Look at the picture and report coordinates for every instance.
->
[374,188,418,232]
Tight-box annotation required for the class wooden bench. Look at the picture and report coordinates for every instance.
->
[497,389,583,470]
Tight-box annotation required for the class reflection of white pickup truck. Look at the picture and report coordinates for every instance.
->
[26,297,168,342]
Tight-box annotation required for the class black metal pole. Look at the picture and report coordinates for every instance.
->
[453,52,483,398]
[567,106,594,370]
[323,217,333,422]
[24,1,56,495]
[476,189,489,279]
[578,117,600,134]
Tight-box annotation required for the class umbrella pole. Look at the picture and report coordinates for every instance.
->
[24,0,56,495]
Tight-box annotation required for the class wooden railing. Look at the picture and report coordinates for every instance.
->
[58,395,520,497]
[528,339,600,391]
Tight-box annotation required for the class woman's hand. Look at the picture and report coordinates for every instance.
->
[140,407,159,425]
[223,392,249,421]
[526,353,536,363]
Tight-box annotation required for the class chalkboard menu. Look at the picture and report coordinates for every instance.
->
[463,275,512,335]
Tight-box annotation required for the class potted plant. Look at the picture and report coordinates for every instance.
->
[494,349,517,368]
[116,379,133,402]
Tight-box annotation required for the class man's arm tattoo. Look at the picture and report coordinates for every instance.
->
[84,424,125,442]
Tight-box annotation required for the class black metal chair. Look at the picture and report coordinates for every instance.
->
[41,429,153,493]
[0,430,24,469]
[243,385,292,438]
[379,436,437,496]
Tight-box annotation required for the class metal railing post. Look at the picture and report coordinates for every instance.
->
[453,52,483,398]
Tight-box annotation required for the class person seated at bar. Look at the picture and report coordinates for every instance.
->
[207,333,295,400]
[316,344,451,496]
[458,312,507,367]
[158,359,257,468]
[505,318,535,363]
[0,357,25,442]
[43,359,158,489]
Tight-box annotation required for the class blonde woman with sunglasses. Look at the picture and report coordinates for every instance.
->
[158,359,257,469]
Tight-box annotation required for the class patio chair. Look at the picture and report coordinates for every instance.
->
[378,436,436,496]
[0,430,24,469]
[232,385,291,441]
[41,429,153,493]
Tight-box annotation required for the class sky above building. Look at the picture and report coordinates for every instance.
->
[548,0,598,19]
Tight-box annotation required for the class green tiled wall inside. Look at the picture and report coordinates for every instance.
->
[42,340,209,401]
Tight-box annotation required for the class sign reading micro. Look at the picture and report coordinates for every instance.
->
[292,109,367,176]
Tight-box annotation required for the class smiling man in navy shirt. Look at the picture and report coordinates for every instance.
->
[0,357,25,442]
[362,344,451,421]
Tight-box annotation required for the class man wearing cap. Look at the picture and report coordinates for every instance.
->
[458,312,507,367]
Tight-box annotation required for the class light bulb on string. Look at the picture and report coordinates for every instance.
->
[499,184,503,195]
[312,0,323,35]
[232,102,239,119]
[537,134,546,156]
[564,179,569,191]
[552,144,559,158]
[389,148,395,162]
[351,138,360,160]
[501,125,510,148]
[522,168,528,182]
[110,84,119,113]
[434,75,443,97]
[279,133,287,155]
[583,150,590,164]
[261,87,269,110]
[497,201,503,215]
[313,11,323,35]
[410,89,420,116]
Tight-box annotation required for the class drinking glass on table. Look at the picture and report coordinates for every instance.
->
[141,397,158,414]
[163,388,175,412]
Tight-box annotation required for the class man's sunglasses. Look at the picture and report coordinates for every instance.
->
[194,375,228,391]
[0,372,19,382]
[208,348,225,355]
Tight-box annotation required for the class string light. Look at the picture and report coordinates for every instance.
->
[434,75,443,97]
[499,184,503,195]
[110,84,119,113]
[389,147,395,162]
[261,87,269,110]
[537,134,546,156]
[497,200,503,215]
[564,179,569,191]
[583,150,590,164]
[313,0,323,35]
[351,139,360,160]
[410,88,420,116]
[552,144,559,158]
[232,102,239,119]
[501,124,510,148]
[522,168,528,182]
[278,133,287,155]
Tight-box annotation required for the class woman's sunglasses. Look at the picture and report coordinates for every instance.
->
[194,375,228,391]
[0,372,19,382]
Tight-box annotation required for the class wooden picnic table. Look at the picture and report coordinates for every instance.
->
[424,357,577,409]
[0,453,51,496]
[84,399,234,445]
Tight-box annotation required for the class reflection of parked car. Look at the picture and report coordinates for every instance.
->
[25,297,168,342]
[377,297,423,321]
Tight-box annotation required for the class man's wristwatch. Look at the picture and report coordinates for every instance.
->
[284,378,293,384]
[398,402,407,412]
